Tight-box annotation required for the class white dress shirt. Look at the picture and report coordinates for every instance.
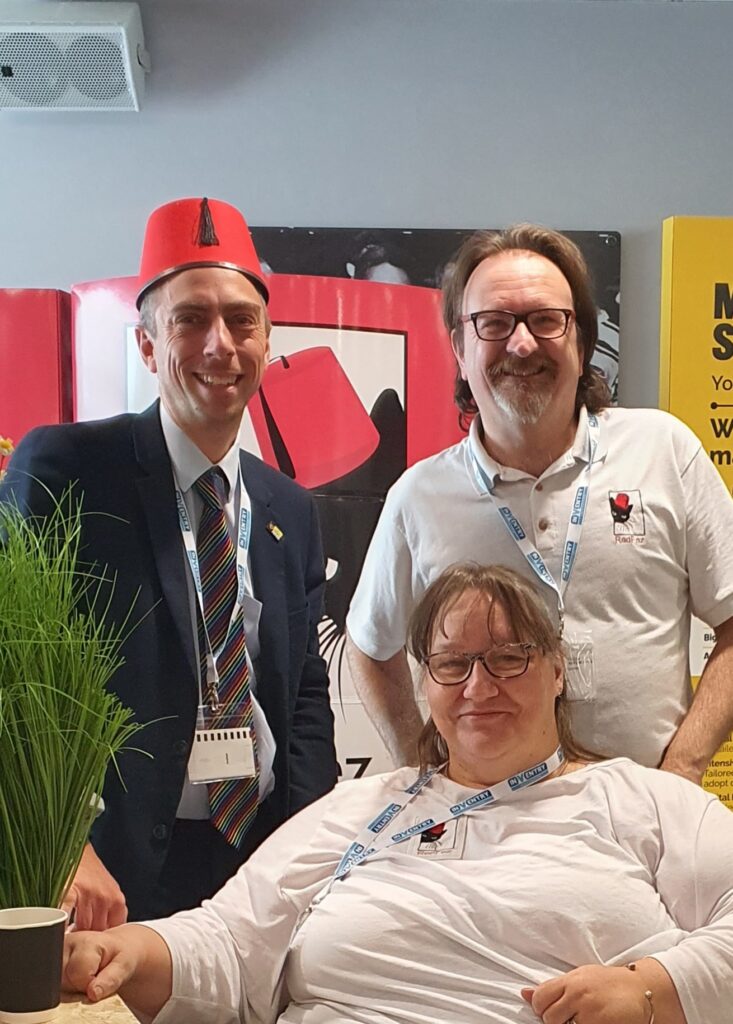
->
[159,405,276,818]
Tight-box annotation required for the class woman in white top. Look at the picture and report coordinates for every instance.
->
[63,564,733,1024]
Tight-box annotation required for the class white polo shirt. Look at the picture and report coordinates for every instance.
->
[346,406,733,766]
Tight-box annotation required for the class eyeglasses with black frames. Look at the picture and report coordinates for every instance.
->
[425,643,536,686]
[458,308,574,343]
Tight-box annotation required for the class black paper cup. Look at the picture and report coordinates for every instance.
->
[0,908,67,1023]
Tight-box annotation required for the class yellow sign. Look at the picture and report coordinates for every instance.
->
[660,216,733,807]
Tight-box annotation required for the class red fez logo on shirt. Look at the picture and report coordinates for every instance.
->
[609,492,633,522]
[410,817,467,859]
[608,490,646,542]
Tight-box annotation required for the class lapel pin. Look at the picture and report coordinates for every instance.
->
[266,521,284,541]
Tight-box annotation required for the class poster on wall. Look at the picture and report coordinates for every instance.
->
[71,226,621,780]
[251,227,622,402]
[660,215,733,808]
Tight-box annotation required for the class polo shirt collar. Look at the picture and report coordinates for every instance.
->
[467,404,606,492]
[571,405,608,465]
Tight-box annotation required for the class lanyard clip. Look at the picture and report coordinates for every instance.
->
[205,653,221,711]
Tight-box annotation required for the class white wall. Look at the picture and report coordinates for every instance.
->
[2,0,733,406]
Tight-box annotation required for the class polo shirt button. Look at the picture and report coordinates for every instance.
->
[536,483,544,492]
[152,824,168,841]
[538,518,549,531]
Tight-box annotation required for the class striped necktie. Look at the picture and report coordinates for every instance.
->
[195,467,259,848]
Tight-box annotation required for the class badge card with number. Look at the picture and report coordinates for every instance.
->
[188,726,256,784]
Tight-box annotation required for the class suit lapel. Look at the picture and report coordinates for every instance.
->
[242,453,287,721]
[132,403,197,679]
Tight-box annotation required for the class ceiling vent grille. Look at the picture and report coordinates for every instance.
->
[0,2,149,111]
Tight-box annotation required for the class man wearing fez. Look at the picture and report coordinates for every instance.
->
[1,197,338,925]
[346,223,733,781]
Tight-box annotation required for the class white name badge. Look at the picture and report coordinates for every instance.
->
[563,632,595,702]
[188,727,256,784]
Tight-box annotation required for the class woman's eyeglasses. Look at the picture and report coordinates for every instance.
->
[425,643,536,686]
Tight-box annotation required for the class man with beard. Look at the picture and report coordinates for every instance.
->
[345,223,733,783]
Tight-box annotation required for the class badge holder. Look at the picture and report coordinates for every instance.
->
[563,631,596,702]
[188,655,256,784]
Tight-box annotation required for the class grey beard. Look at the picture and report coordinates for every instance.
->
[489,376,554,425]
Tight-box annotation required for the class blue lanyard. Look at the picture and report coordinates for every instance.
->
[470,414,600,634]
[292,747,566,937]
[333,746,565,883]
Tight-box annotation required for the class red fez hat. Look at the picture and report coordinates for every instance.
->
[136,197,269,308]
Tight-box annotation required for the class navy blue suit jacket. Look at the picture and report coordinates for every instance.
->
[0,402,337,918]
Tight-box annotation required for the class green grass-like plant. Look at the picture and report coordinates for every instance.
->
[0,491,144,909]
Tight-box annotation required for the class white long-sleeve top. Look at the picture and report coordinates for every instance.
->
[147,759,733,1024]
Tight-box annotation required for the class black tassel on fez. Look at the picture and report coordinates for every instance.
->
[196,197,220,247]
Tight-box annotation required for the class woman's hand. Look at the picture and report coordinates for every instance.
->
[64,926,143,1000]
[63,923,173,1015]
[521,964,653,1023]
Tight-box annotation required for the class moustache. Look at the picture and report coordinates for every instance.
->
[488,357,555,381]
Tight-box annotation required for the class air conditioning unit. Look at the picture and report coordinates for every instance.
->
[0,1,150,111]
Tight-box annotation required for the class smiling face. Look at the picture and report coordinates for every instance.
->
[136,266,270,461]
[452,250,582,429]
[425,588,563,788]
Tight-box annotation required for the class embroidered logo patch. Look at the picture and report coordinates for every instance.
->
[608,490,645,543]
[406,816,468,859]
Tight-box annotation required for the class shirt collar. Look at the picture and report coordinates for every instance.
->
[575,405,608,465]
[467,404,606,492]
[159,403,241,495]
[467,416,501,491]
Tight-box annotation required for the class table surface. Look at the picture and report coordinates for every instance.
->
[54,993,138,1022]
